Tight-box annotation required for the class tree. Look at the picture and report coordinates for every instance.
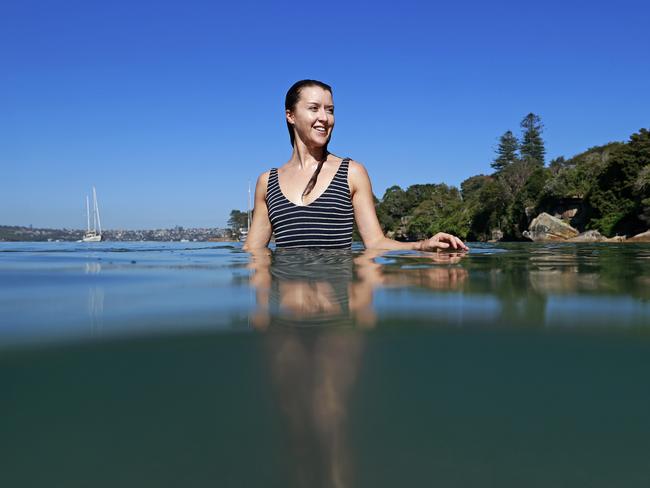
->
[635,165,650,226]
[405,185,469,240]
[376,185,409,231]
[404,184,442,207]
[491,130,519,172]
[587,128,650,236]
[498,159,537,198]
[520,113,546,167]
[228,209,248,233]
[548,156,567,175]
[468,178,510,241]
[461,175,491,201]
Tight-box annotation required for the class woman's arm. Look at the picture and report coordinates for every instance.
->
[242,171,273,251]
[349,161,468,251]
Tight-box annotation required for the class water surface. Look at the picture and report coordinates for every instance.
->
[1,241,649,487]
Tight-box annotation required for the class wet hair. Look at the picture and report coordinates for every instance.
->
[285,79,334,200]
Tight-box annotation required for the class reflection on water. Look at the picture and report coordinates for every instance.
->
[247,248,469,330]
[245,248,470,486]
[243,245,650,486]
[246,243,650,332]
[88,286,104,335]
[248,248,471,487]
[2,242,650,487]
[85,262,104,335]
[264,332,363,487]
[1,241,648,343]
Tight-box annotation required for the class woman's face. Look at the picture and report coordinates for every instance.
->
[286,85,334,149]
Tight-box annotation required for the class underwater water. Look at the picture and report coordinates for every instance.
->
[1,241,649,487]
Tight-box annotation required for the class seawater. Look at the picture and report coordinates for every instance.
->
[1,241,649,487]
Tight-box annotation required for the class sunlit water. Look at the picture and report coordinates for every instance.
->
[1,241,649,487]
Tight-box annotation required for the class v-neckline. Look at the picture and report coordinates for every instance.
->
[275,159,344,207]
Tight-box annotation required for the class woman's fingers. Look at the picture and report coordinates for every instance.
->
[431,233,469,251]
[434,233,456,249]
[454,236,468,250]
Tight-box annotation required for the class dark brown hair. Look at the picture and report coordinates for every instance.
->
[285,79,334,200]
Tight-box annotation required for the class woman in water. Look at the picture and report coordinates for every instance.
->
[243,79,468,252]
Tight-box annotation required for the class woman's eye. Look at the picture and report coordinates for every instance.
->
[309,107,318,111]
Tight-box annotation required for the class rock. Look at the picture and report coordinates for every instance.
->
[523,212,580,242]
[627,230,650,242]
[568,230,605,242]
[605,235,626,242]
[488,229,504,242]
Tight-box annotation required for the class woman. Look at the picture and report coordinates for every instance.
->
[243,79,469,252]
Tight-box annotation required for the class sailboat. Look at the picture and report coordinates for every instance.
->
[239,181,252,242]
[82,186,102,242]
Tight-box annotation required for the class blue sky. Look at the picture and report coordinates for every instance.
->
[1,0,649,229]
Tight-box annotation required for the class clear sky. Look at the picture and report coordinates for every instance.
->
[1,0,649,229]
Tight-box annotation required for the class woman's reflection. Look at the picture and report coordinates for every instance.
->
[246,248,466,487]
[248,248,467,330]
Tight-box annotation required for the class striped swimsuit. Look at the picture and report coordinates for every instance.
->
[266,158,354,249]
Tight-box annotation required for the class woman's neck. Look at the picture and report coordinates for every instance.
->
[290,141,328,170]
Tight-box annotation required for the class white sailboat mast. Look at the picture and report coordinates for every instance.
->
[93,186,102,234]
[86,195,91,233]
[247,181,252,231]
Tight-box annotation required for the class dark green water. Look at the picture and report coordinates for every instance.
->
[1,242,649,487]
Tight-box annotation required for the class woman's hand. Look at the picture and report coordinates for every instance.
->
[417,233,469,252]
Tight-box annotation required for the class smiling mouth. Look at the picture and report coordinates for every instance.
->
[314,127,327,134]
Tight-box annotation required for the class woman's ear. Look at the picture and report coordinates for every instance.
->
[286,109,295,125]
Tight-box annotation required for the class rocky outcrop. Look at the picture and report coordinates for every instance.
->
[488,229,504,242]
[568,230,605,242]
[605,235,627,242]
[523,213,580,242]
[628,230,650,242]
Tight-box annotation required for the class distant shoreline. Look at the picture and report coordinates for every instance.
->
[0,225,233,243]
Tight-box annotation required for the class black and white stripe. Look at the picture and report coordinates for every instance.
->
[266,158,354,249]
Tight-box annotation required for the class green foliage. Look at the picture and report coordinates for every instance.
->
[376,185,409,231]
[228,210,248,232]
[374,183,472,240]
[548,156,567,175]
[372,124,649,243]
[491,131,519,172]
[537,143,623,217]
[466,177,511,240]
[587,129,650,236]
[520,113,545,167]
[0,225,83,242]
[640,198,650,227]
[404,185,469,240]
[499,159,538,197]
[506,167,552,239]
[461,175,492,200]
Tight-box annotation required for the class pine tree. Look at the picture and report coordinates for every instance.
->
[491,130,519,171]
[520,113,546,167]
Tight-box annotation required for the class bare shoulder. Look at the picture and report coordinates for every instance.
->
[346,158,365,172]
[257,169,273,185]
[254,170,271,197]
[347,159,371,193]
[256,169,271,184]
